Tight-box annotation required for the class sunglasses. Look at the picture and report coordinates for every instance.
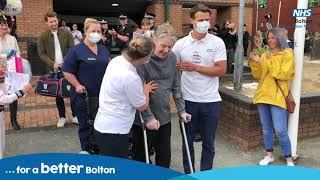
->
[119,18,127,20]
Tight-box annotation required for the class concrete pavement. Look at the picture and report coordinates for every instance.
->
[4,114,320,172]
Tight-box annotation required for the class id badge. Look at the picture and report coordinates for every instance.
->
[87,57,96,61]
[191,51,201,64]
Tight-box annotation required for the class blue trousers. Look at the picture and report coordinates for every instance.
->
[75,93,96,151]
[182,101,220,173]
[56,95,76,118]
[258,104,292,157]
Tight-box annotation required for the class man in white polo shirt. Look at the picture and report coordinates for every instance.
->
[172,4,227,173]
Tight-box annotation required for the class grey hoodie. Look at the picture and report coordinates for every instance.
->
[134,52,185,126]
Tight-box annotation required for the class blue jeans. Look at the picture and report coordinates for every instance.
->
[258,104,292,157]
[182,101,220,173]
[56,93,76,118]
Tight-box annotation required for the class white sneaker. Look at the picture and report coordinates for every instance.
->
[72,117,79,124]
[79,151,89,154]
[259,156,274,165]
[57,118,66,128]
[287,162,295,166]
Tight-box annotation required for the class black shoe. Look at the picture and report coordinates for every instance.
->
[11,120,21,130]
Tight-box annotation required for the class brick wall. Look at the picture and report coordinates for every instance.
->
[146,3,183,37]
[146,3,165,27]
[169,4,183,37]
[16,0,53,37]
[15,0,53,59]
[15,0,255,58]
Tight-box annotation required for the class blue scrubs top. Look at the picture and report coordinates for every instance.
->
[62,43,110,97]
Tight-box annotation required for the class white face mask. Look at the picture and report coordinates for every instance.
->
[88,32,101,43]
[195,21,210,34]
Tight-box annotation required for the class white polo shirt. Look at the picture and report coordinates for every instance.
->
[94,55,146,134]
[172,32,227,103]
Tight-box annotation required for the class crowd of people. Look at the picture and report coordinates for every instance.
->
[0,3,296,172]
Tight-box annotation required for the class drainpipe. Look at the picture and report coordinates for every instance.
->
[288,0,308,159]
[233,0,245,92]
[255,0,259,32]
[165,0,169,22]
[277,1,282,27]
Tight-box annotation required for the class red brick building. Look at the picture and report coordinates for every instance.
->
[252,0,320,38]
[15,0,254,74]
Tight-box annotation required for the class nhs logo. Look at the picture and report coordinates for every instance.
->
[292,9,312,17]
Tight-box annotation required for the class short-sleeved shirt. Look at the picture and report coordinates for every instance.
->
[62,43,110,97]
[71,30,83,45]
[172,32,227,103]
[94,55,146,134]
[115,25,133,50]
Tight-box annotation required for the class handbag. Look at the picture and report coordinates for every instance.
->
[35,71,73,98]
[35,71,60,97]
[58,78,72,98]
[274,79,296,113]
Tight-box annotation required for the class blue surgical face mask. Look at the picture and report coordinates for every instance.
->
[195,21,210,34]
[88,32,101,43]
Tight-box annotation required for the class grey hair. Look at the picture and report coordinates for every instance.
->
[267,28,290,50]
[153,22,177,42]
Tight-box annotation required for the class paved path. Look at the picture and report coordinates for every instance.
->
[5,115,320,173]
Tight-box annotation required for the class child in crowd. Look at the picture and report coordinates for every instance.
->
[0,64,32,159]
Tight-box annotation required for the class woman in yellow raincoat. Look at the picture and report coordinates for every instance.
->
[250,28,295,166]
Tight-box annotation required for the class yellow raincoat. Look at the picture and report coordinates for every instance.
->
[250,48,295,109]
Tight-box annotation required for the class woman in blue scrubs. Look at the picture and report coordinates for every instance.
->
[62,18,110,154]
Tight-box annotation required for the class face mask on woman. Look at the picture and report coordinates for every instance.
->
[88,32,101,43]
[195,21,210,34]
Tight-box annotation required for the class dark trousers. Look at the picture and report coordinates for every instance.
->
[226,48,235,74]
[182,101,220,174]
[95,130,129,159]
[56,96,76,118]
[74,93,99,151]
[243,43,249,56]
[132,123,171,168]
[9,100,18,121]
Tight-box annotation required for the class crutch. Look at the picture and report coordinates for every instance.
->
[180,117,194,173]
[139,112,150,164]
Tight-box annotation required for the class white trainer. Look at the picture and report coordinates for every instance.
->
[287,162,295,166]
[259,156,274,165]
[72,117,79,124]
[57,118,66,128]
[79,151,90,154]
